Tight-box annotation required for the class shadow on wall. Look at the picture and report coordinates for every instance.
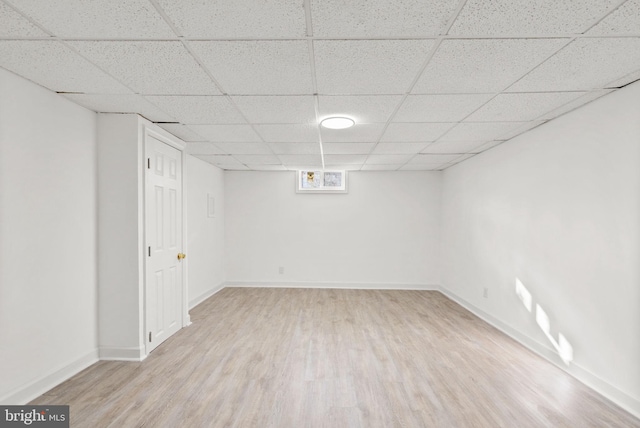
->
[516,278,574,365]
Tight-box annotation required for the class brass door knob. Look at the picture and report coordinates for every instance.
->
[177,253,186,260]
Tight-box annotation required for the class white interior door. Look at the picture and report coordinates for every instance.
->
[145,135,184,353]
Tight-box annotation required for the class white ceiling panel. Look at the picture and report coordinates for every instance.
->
[189,41,312,95]
[189,125,262,142]
[0,2,47,37]
[400,163,446,170]
[233,154,281,165]
[408,154,461,164]
[361,164,403,171]
[9,0,175,38]
[321,123,385,143]
[412,39,569,94]
[184,143,226,155]
[422,141,492,154]
[588,0,640,36]
[322,164,363,171]
[508,37,640,92]
[310,0,459,37]
[324,154,368,165]
[497,121,547,140]
[194,154,244,166]
[323,143,375,154]
[145,96,245,124]
[394,94,494,122]
[538,90,613,120]
[269,143,320,155]
[62,93,175,122]
[473,141,505,153]
[439,122,526,141]
[157,0,305,38]
[157,124,206,142]
[366,154,414,164]
[381,123,455,142]
[372,142,430,154]
[466,92,584,122]
[279,154,323,166]
[255,124,318,143]
[69,41,219,95]
[314,40,435,94]
[0,41,131,93]
[606,69,640,88]
[318,95,402,123]
[232,96,316,124]
[212,142,273,155]
[246,165,288,171]
[449,0,619,36]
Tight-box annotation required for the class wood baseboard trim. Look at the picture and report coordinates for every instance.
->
[189,282,225,309]
[438,287,640,420]
[0,349,98,404]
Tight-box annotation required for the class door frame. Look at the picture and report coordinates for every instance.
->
[142,124,190,356]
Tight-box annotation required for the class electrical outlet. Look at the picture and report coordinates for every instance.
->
[483,288,488,298]
[279,266,284,275]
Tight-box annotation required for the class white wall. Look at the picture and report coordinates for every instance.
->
[186,156,225,307]
[225,171,440,287]
[0,69,99,403]
[440,82,640,416]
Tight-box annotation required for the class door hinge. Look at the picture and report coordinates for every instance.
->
[147,158,151,169]
[149,332,152,342]
[148,246,151,257]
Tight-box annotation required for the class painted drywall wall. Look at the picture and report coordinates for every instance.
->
[225,171,440,287]
[440,82,640,416]
[186,156,225,307]
[0,69,99,403]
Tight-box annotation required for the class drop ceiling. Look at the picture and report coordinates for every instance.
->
[1,0,639,171]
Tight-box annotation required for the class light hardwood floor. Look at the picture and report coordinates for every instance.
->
[31,288,639,427]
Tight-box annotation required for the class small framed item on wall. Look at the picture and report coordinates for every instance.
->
[296,170,347,193]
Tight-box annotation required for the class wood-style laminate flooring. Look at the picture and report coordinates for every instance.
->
[31,288,640,427]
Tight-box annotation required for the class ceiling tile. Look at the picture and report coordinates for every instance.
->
[246,165,288,171]
[449,0,619,36]
[157,124,206,142]
[278,154,323,166]
[589,0,640,36]
[189,125,262,142]
[194,155,244,167]
[156,0,305,38]
[361,164,403,171]
[473,141,504,153]
[323,164,363,171]
[62,93,175,122]
[606,69,640,88]
[412,39,569,94]
[508,37,640,92]
[184,143,226,155]
[537,90,613,120]
[0,41,131,93]
[422,141,491,154]
[310,0,459,37]
[394,94,494,122]
[0,2,48,37]
[400,163,445,170]
[372,142,429,154]
[9,0,175,38]
[497,120,547,140]
[439,122,526,141]
[212,142,273,155]
[321,123,385,143]
[314,40,434,94]
[366,154,413,164]
[466,92,584,122]
[190,41,312,95]
[322,142,375,154]
[380,123,454,142]
[408,153,461,163]
[255,124,318,143]
[233,154,281,165]
[69,41,219,95]
[324,154,367,165]
[145,96,245,124]
[232,96,316,124]
[269,143,320,155]
[318,95,402,123]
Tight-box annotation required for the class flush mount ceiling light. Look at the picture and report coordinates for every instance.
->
[320,117,355,130]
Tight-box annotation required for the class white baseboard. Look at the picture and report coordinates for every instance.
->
[99,346,147,362]
[225,280,438,290]
[438,287,640,420]
[0,349,99,405]
[189,282,225,309]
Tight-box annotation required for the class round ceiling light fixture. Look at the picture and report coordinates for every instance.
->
[320,116,355,130]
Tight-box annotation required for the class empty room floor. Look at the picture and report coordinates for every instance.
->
[31,288,640,427]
